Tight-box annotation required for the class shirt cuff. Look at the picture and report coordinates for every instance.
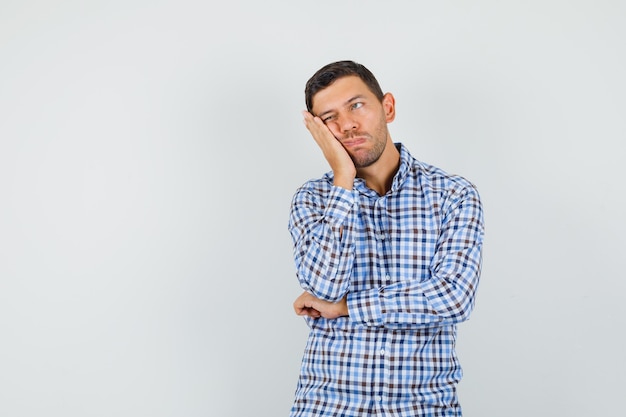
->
[347,288,383,327]
[324,186,356,222]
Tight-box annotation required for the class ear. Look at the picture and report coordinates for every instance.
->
[382,93,396,123]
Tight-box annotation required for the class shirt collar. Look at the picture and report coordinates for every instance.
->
[390,142,412,193]
[348,142,412,197]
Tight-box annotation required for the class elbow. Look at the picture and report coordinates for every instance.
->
[297,271,349,302]
[446,292,476,324]
[438,279,477,324]
[451,303,474,323]
[446,271,479,323]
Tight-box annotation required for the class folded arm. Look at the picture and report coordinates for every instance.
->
[348,185,484,328]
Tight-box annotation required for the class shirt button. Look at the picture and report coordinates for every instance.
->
[378,395,383,403]
[380,349,385,356]
[385,275,391,281]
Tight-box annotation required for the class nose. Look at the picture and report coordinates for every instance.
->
[337,114,357,133]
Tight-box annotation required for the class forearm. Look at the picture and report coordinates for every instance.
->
[348,186,484,329]
[289,185,357,301]
[347,247,482,329]
[293,230,355,301]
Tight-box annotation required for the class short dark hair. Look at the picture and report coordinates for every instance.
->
[304,60,384,113]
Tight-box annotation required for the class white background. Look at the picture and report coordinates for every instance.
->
[1,1,624,416]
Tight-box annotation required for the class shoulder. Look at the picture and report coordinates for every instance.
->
[416,160,477,190]
[397,143,478,195]
[293,172,332,195]
[408,159,482,209]
[290,173,334,206]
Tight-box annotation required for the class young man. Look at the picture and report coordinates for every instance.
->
[288,60,484,416]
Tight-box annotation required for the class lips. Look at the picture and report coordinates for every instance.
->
[342,136,367,147]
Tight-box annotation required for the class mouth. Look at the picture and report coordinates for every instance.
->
[342,136,367,148]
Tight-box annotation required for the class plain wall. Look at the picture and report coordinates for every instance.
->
[1,1,624,416]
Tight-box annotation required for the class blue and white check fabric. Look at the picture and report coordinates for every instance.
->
[288,143,484,416]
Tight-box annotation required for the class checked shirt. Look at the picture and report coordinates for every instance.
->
[288,143,484,417]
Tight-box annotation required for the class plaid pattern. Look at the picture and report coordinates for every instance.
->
[288,144,484,416]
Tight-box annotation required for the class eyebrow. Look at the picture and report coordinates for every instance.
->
[316,95,366,118]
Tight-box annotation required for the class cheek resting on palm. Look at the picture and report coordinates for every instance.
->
[302,111,356,179]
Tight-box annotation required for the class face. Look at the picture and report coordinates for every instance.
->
[311,76,395,168]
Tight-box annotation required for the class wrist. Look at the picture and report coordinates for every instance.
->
[333,173,355,190]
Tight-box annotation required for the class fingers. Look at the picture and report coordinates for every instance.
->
[297,307,321,318]
[293,291,320,318]
[301,111,356,187]
[301,110,318,127]
[294,303,322,318]
[302,111,335,147]
[293,291,348,319]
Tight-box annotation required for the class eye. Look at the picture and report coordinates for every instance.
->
[322,115,336,123]
[351,102,364,110]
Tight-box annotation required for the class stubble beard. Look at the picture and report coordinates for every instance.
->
[344,117,390,168]
[350,136,387,168]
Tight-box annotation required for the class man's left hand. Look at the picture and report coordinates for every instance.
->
[293,291,349,319]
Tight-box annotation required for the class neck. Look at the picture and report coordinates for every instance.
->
[357,139,400,195]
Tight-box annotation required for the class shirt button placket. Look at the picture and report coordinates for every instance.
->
[376,342,390,412]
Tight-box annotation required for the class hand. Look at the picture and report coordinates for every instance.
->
[293,291,349,319]
[302,111,356,189]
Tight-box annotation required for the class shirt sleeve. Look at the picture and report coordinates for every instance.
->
[347,184,484,329]
[288,184,357,302]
